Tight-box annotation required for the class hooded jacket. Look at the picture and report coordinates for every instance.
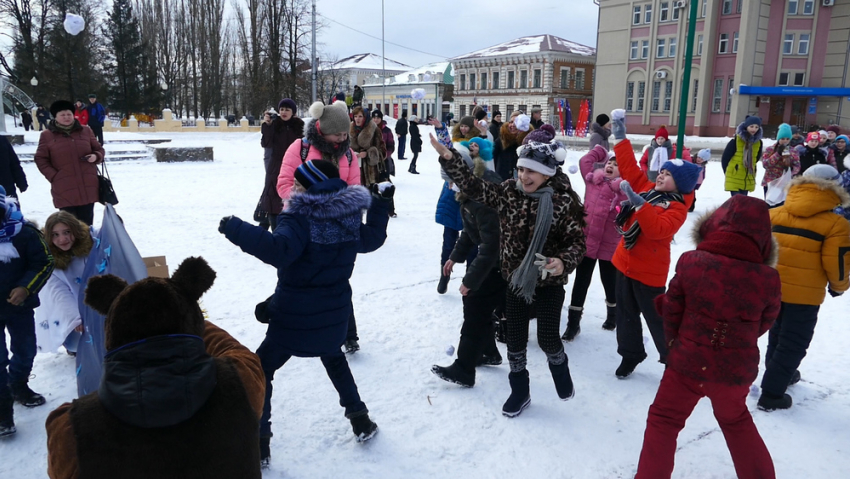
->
[769,175,850,305]
[588,122,611,151]
[761,142,801,186]
[349,118,386,186]
[34,120,105,208]
[655,196,781,386]
[261,116,305,214]
[721,123,763,192]
[580,145,626,261]
[276,120,361,200]
[0,220,53,315]
[409,121,422,153]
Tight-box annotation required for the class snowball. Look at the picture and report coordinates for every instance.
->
[411,88,427,100]
[64,14,86,36]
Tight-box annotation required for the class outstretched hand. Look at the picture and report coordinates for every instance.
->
[611,109,627,140]
[430,133,453,160]
[219,216,233,234]
[620,181,646,207]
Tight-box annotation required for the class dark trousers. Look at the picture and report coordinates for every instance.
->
[90,123,104,145]
[269,213,279,232]
[256,337,366,438]
[761,302,820,396]
[636,368,775,479]
[409,151,419,171]
[615,271,668,362]
[456,268,506,372]
[505,285,566,360]
[60,203,95,226]
[0,308,37,399]
[569,256,617,308]
[397,135,407,158]
[730,190,749,197]
[346,312,358,341]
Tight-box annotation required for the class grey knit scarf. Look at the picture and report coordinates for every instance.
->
[509,181,555,303]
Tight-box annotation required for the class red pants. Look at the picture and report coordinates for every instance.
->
[636,368,775,479]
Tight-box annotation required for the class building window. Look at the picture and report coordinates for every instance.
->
[719,33,729,53]
[722,0,732,14]
[794,72,805,86]
[481,72,487,90]
[518,104,527,114]
[673,4,680,20]
[652,80,661,112]
[575,69,585,90]
[702,0,707,17]
[507,70,515,88]
[788,0,798,14]
[645,4,652,23]
[737,0,742,13]
[533,69,541,88]
[783,34,794,55]
[506,105,514,116]
[641,40,650,59]
[726,77,734,112]
[520,70,528,88]
[803,0,814,15]
[663,81,673,112]
[470,74,476,90]
[630,41,639,60]
[692,79,699,112]
[491,104,499,115]
[798,34,810,55]
[492,71,500,89]
[669,38,677,57]
[460,105,466,117]
[698,35,704,55]
[657,38,666,58]
[626,81,635,112]
[460,74,466,91]
[732,32,739,53]
[712,79,723,112]
[660,2,669,21]
[560,68,570,88]
[779,72,789,86]
[637,81,646,112]
[633,5,642,24]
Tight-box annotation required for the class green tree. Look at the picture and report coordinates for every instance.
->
[105,0,145,116]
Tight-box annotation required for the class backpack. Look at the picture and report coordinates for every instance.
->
[300,139,353,166]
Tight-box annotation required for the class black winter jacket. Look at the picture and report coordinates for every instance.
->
[0,222,54,314]
[409,122,422,153]
[1,135,27,197]
[395,118,408,136]
[451,165,502,292]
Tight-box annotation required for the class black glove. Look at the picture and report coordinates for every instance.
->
[219,216,233,234]
[370,181,396,199]
[774,144,785,156]
[19,185,27,193]
[828,288,843,298]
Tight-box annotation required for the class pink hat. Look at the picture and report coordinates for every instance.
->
[806,132,820,142]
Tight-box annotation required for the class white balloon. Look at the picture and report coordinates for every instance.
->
[64,14,86,36]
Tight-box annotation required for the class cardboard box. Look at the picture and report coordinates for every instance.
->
[143,256,169,278]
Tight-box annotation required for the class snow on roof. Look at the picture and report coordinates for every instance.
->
[331,53,410,71]
[452,34,596,60]
[380,62,450,85]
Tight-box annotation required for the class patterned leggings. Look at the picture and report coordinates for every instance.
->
[505,285,567,372]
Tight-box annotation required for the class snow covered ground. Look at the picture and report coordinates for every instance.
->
[2,122,849,479]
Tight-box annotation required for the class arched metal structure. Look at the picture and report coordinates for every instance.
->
[1,77,37,113]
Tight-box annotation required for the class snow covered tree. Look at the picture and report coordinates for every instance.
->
[106,0,146,116]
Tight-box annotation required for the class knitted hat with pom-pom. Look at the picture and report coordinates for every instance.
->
[517,140,567,177]
[308,101,350,135]
[523,124,556,145]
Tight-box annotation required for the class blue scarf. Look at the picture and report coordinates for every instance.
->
[0,198,25,263]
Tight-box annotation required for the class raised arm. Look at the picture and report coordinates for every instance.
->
[432,134,502,210]
[222,215,309,269]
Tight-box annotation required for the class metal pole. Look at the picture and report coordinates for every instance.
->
[381,0,385,114]
[675,0,699,158]
[311,0,317,104]
[0,77,7,133]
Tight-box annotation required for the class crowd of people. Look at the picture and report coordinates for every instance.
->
[1,92,849,478]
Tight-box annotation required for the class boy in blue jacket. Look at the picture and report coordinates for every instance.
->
[1,185,55,437]
[220,160,393,467]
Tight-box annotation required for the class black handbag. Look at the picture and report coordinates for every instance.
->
[98,160,119,205]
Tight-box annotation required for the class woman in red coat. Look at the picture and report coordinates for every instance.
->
[74,100,89,126]
[635,195,780,479]
[34,100,104,226]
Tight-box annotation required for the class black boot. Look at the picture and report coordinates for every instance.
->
[561,306,582,342]
[757,391,793,412]
[437,270,450,294]
[502,369,531,418]
[548,356,575,401]
[0,396,15,438]
[431,361,475,387]
[477,338,503,366]
[602,301,617,331]
[347,409,378,443]
[259,436,271,469]
[615,357,643,379]
[11,382,45,408]
[788,370,801,386]
[343,339,360,354]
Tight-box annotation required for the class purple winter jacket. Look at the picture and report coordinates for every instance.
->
[580,145,627,261]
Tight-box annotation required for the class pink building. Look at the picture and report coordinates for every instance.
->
[595,0,850,137]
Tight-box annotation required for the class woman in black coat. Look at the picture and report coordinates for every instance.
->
[408,116,422,174]
[259,99,304,230]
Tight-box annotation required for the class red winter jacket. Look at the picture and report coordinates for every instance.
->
[611,139,694,287]
[655,196,781,386]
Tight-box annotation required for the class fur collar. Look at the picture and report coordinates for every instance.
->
[786,175,850,208]
[452,123,480,142]
[736,123,764,143]
[500,122,533,149]
[350,119,378,148]
[690,207,778,267]
[590,122,611,139]
[51,231,94,270]
[287,183,371,219]
[304,119,352,159]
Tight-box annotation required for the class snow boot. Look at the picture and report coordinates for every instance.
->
[431,361,475,387]
[502,370,531,418]
[11,382,45,408]
[347,410,378,443]
[0,396,15,438]
[561,306,582,342]
[757,391,793,412]
[548,356,575,401]
[259,436,271,469]
[343,339,360,354]
[788,370,801,386]
[602,301,617,331]
[477,339,503,367]
[437,269,450,294]
[615,357,643,379]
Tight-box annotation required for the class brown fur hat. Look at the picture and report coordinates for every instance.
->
[84,257,216,351]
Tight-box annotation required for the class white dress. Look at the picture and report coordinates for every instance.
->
[35,255,86,353]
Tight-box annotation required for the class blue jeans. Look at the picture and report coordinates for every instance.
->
[256,336,366,438]
[397,134,406,158]
[761,303,819,396]
[0,308,37,398]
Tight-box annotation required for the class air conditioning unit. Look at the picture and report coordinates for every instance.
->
[675,0,687,9]
[823,0,835,6]
[655,71,668,79]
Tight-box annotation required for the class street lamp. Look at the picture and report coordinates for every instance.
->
[30,77,38,86]
[160,81,169,110]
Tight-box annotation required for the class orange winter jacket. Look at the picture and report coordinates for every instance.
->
[612,139,694,287]
[770,176,850,305]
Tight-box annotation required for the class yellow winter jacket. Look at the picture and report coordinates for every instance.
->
[770,176,850,305]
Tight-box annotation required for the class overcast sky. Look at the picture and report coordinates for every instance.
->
[314,0,601,68]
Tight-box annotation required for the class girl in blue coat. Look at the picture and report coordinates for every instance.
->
[220,160,393,467]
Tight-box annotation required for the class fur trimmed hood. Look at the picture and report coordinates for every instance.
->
[52,230,94,270]
[690,201,779,267]
[287,182,371,219]
[736,122,764,143]
[304,119,352,160]
[782,175,850,218]
[451,122,480,142]
[590,122,611,139]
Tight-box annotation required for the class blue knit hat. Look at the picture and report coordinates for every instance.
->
[741,115,762,129]
[777,123,792,140]
[460,137,494,162]
[294,160,340,190]
[835,135,849,145]
[660,159,701,194]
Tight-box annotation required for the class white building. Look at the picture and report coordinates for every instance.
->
[328,53,410,94]
[361,62,454,119]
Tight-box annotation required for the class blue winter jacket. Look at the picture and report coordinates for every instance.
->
[86,102,107,127]
[435,181,464,231]
[224,179,389,357]
[0,222,54,314]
